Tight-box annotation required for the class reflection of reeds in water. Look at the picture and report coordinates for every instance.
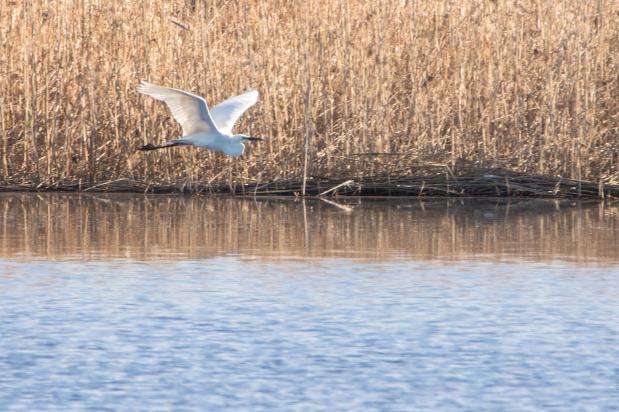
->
[1,194,617,264]
[0,1,617,188]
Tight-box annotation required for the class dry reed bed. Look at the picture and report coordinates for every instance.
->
[1,167,617,198]
[0,0,617,191]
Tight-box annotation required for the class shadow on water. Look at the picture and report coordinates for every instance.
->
[0,193,617,263]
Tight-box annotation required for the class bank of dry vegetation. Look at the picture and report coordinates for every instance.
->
[0,0,617,196]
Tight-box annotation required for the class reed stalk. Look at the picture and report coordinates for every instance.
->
[0,0,616,189]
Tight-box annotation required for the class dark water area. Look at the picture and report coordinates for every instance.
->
[1,194,618,410]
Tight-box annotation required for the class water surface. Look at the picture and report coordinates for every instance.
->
[1,194,618,410]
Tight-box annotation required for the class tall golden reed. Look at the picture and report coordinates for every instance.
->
[0,0,617,188]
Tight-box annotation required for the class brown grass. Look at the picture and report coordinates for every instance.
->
[0,0,617,190]
[1,167,618,199]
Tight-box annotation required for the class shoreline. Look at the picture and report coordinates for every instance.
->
[1,169,617,199]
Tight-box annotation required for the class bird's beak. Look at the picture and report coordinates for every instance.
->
[244,136,263,142]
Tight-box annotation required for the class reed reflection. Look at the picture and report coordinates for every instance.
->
[0,194,617,263]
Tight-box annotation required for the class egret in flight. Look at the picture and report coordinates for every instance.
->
[137,81,262,157]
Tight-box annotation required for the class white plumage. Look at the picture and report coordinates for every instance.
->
[210,89,260,135]
[137,81,261,157]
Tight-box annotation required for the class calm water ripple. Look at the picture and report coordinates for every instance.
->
[1,194,618,411]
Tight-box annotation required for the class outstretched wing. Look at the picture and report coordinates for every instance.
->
[138,81,219,136]
[210,89,259,134]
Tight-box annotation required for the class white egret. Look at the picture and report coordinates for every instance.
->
[137,81,262,157]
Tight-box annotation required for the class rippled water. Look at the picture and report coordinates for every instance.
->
[1,194,618,410]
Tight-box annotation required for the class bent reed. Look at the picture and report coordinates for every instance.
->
[0,0,617,195]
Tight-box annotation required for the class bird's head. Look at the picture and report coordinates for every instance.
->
[227,134,263,157]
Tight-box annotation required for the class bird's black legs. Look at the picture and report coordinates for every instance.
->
[137,143,165,151]
[137,141,191,151]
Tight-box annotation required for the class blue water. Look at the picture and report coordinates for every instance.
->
[1,195,618,411]
[1,258,618,411]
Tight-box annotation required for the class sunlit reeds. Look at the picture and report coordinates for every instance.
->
[0,0,617,189]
